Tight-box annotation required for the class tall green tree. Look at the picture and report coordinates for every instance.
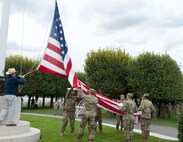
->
[84,48,132,99]
[129,52,183,117]
[129,52,183,101]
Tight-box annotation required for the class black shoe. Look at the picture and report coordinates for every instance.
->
[6,123,17,126]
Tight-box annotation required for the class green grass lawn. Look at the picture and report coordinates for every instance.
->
[22,107,56,115]
[151,118,178,128]
[22,107,178,128]
[20,114,177,142]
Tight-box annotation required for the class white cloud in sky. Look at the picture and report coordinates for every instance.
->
[5,0,183,72]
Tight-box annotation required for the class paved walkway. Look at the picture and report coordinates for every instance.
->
[103,118,178,141]
[22,113,178,141]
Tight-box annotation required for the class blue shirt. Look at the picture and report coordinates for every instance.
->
[5,76,26,95]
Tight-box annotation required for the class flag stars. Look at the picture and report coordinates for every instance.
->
[59,24,62,27]
[60,30,63,34]
[55,26,58,29]
[61,44,64,47]
[54,33,57,37]
[56,18,58,22]
[62,51,65,55]
[60,37,63,41]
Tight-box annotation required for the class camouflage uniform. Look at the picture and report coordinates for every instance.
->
[77,89,98,142]
[116,95,125,130]
[95,107,102,133]
[138,94,155,142]
[61,88,80,135]
[121,93,137,142]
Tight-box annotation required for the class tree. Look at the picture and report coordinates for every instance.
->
[129,52,183,100]
[5,55,69,107]
[84,48,132,99]
[129,52,183,117]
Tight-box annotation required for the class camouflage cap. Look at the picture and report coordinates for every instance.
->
[127,93,133,98]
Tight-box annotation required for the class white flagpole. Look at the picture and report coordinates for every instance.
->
[0,0,11,77]
[0,0,10,110]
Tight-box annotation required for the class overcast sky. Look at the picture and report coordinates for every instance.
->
[4,0,183,72]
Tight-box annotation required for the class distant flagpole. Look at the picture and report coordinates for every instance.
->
[0,0,11,76]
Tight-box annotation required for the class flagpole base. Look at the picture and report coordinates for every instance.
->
[0,121,40,142]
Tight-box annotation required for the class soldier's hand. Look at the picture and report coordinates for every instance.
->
[118,103,123,110]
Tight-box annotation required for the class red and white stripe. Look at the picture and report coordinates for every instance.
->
[37,37,66,77]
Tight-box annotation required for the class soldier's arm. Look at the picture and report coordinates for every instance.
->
[138,100,145,111]
[66,87,74,99]
[65,92,69,100]
[121,102,128,112]
[68,87,74,95]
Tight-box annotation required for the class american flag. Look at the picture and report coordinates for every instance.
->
[37,1,124,115]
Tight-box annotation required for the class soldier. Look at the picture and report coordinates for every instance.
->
[119,93,137,142]
[77,88,98,142]
[116,94,125,130]
[138,93,155,142]
[175,103,181,122]
[95,107,103,133]
[60,87,80,136]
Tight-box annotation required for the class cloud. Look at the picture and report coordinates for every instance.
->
[10,0,54,25]
[80,0,150,33]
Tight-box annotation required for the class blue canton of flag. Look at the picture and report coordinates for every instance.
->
[50,2,68,60]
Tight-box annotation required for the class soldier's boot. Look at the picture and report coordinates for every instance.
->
[89,139,94,142]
